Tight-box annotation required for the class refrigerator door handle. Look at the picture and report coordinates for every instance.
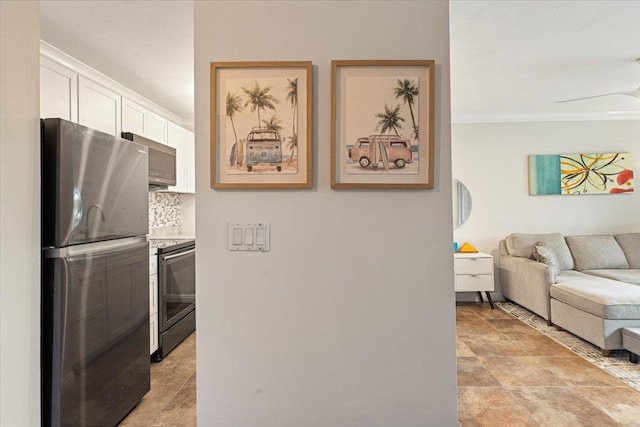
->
[59,258,70,382]
[44,236,148,259]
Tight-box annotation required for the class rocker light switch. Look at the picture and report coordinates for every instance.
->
[244,229,254,245]
[232,228,243,245]
[255,227,265,245]
[228,222,270,252]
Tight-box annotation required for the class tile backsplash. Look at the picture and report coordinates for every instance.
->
[149,192,180,230]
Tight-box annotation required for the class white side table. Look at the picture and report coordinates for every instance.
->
[454,252,495,309]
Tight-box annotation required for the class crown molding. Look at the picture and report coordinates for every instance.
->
[39,40,190,127]
[452,110,640,124]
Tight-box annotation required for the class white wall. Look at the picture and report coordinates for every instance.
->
[0,1,41,425]
[452,119,640,295]
[194,1,457,426]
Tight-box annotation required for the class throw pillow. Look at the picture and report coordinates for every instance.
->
[505,233,574,271]
[615,233,640,268]
[565,235,629,270]
[533,241,560,283]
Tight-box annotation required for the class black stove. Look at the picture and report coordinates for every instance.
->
[149,238,195,253]
[149,237,196,361]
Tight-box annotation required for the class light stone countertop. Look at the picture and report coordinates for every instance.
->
[149,225,195,240]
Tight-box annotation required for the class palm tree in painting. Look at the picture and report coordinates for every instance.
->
[375,104,405,135]
[261,115,284,133]
[394,78,419,140]
[285,78,298,165]
[226,91,244,165]
[242,81,278,127]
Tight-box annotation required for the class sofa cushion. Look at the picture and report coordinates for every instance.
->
[533,242,560,283]
[551,273,640,319]
[566,235,629,270]
[615,233,640,268]
[506,233,574,271]
[582,269,640,286]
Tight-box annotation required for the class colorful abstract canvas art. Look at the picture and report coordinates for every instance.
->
[529,153,634,195]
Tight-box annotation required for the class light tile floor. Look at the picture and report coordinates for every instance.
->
[120,306,640,426]
[457,302,640,427]
[119,333,196,427]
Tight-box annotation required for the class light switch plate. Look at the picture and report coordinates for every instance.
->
[228,222,270,252]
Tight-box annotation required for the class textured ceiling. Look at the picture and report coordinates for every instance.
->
[450,0,640,122]
[40,0,194,122]
[40,1,640,124]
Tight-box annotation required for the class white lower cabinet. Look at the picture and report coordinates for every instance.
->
[149,254,159,355]
[149,313,159,356]
[149,272,158,316]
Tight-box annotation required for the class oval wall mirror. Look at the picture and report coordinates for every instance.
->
[453,179,472,229]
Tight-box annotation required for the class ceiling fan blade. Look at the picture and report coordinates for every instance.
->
[556,90,640,103]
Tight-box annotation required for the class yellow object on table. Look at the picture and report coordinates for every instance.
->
[457,242,478,253]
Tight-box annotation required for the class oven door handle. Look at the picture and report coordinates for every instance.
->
[163,248,196,260]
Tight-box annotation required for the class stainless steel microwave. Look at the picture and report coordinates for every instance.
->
[122,132,176,189]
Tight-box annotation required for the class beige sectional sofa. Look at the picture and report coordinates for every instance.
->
[499,232,640,354]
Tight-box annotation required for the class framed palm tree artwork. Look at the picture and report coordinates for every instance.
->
[331,60,435,189]
[210,61,312,189]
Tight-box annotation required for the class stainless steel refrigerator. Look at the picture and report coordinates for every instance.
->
[41,118,151,427]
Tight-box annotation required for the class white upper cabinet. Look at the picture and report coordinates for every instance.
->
[167,122,195,194]
[122,97,168,143]
[186,131,195,193]
[167,122,189,193]
[122,97,146,135]
[147,111,168,144]
[40,56,78,121]
[78,76,121,136]
[40,50,191,194]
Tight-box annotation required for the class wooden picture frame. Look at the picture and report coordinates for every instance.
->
[210,61,312,189]
[331,60,435,189]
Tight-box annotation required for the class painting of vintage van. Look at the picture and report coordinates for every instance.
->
[348,134,412,169]
[245,127,284,172]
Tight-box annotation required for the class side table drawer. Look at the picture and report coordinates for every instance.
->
[455,274,494,292]
[454,257,493,275]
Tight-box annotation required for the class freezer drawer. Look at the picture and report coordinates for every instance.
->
[42,238,150,427]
